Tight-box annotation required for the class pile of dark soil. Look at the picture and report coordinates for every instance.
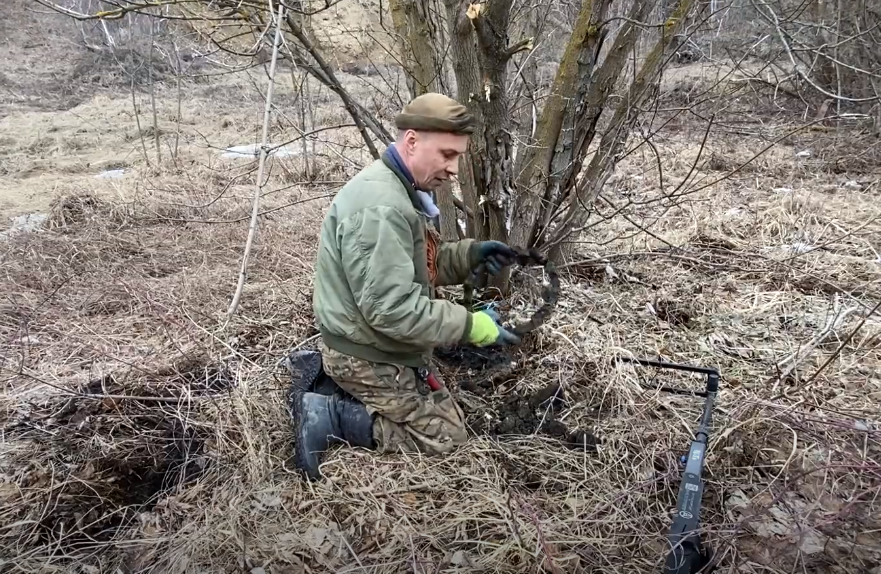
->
[435,345,601,451]
[470,382,601,450]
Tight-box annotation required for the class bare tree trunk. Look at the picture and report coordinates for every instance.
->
[148,15,162,165]
[389,0,460,240]
[445,1,531,249]
[287,7,314,181]
[291,6,313,179]
[173,41,182,161]
[833,0,843,117]
[444,0,484,239]
[300,73,312,179]
[390,0,444,95]
[131,79,151,168]
[471,2,515,245]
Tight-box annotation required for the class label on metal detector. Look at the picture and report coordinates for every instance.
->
[685,443,704,476]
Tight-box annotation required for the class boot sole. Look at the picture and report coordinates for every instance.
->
[285,350,322,393]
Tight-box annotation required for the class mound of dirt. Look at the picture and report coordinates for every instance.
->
[46,192,121,230]
[1,356,232,553]
[468,382,600,449]
[434,344,516,378]
[435,345,601,451]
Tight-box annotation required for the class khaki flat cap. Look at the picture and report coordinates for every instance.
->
[394,93,475,135]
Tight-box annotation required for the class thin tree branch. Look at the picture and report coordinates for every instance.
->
[282,13,389,154]
[777,298,881,399]
[154,193,336,224]
[504,37,534,60]
[226,1,286,321]
[755,0,880,103]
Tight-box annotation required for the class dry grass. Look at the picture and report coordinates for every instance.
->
[1,8,880,569]
[2,113,880,574]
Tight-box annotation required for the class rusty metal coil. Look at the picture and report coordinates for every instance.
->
[463,247,560,336]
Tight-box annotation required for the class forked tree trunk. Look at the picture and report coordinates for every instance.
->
[546,0,701,260]
[509,0,614,249]
[503,0,701,266]
[444,1,534,247]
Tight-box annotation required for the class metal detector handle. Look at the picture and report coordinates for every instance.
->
[667,437,707,543]
[664,387,717,574]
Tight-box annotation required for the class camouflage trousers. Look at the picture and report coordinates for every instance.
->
[320,344,468,455]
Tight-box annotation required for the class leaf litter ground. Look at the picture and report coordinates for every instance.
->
[1,118,880,573]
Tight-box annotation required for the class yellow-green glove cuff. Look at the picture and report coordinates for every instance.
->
[467,311,500,347]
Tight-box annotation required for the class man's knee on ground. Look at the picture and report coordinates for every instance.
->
[372,409,468,455]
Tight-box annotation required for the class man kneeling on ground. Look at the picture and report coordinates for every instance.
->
[293,93,521,481]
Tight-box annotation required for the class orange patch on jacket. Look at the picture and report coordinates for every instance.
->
[425,226,439,284]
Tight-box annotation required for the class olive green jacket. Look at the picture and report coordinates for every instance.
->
[312,152,475,367]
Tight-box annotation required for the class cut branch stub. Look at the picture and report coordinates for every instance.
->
[466,3,482,20]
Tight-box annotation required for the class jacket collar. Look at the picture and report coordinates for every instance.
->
[381,146,429,215]
[385,144,416,187]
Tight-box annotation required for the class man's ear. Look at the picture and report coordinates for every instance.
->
[403,129,418,152]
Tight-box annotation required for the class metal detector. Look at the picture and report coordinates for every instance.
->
[616,357,719,574]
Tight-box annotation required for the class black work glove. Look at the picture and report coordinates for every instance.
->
[469,240,517,275]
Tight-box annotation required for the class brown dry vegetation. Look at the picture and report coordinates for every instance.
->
[2,2,881,574]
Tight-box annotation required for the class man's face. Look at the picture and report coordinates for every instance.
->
[403,130,469,191]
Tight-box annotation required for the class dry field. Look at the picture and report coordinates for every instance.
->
[2,3,881,574]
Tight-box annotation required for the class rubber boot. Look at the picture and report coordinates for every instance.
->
[293,391,375,481]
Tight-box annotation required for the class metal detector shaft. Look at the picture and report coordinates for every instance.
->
[618,356,720,378]
[664,381,716,574]
[615,356,719,574]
